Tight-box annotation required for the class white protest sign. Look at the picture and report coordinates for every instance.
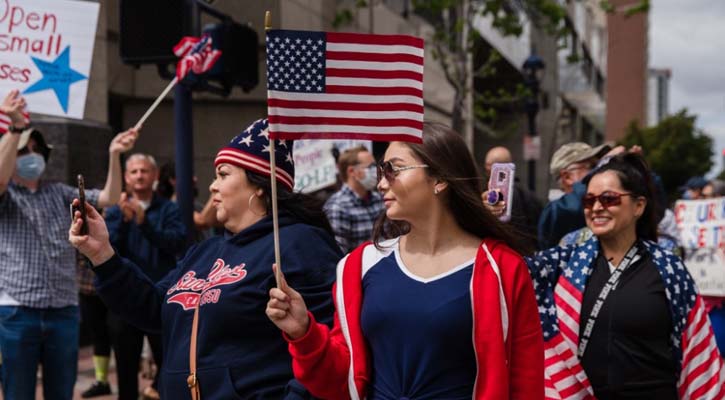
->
[0,0,100,119]
[674,198,725,296]
[293,140,337,193]
[293,140,372,193]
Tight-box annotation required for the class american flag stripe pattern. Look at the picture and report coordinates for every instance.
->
[0,109,30,135]
[526,239,724,400]
[173,35,222,80]
[266,29,424,143]
[679,296,725,399]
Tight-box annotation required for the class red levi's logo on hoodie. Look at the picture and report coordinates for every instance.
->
[166,258,248,310]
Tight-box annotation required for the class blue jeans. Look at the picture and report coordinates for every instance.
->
[0,306,79,400]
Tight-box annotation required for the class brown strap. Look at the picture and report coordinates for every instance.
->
[187,300,201,400]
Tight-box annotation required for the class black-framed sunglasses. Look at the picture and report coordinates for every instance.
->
[582,191,634,210]
[377,160,429,183]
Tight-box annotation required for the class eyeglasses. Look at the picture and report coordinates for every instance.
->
[377,161,429,183]
[582,191,634,210]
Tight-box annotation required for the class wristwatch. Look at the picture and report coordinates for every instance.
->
[9,124,27,134]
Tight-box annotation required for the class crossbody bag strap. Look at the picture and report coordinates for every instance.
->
[187,301,201,400]
[577,243,640,359]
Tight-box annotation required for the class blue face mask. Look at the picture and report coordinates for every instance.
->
[16,153,46,180]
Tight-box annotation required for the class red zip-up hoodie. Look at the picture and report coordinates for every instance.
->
[285,238,544,399]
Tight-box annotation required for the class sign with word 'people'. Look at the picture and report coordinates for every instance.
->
[293,140,372,194]
[0,0,99,119]
[674,198,725,296]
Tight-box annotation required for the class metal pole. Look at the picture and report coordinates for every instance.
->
[527,110,537,191]
[175,0,199,244]
[175,84,195,244]
[462,0,474,150]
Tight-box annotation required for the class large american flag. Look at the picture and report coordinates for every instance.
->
[173,35,222,81]
[265,29,424,143]
[527,239,724,400]
[0,109,30,135]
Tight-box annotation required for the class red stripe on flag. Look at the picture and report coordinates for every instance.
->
[558,277,584,302]
[327,51,423,65]
[682,347,721,399]
[325,85,423,98]
[269,131,422,143]
[267,98,424,113]
[326,32,424,48]
[268,116,423,129]
[326,68,423,81]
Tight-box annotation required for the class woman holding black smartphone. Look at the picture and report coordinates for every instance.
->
[70,119,342,399]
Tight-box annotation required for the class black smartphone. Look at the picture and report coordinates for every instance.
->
[76,174,88,235]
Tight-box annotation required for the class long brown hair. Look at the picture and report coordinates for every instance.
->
[372,122,530,255]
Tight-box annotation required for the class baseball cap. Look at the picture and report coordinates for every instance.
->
[550,142,612,176]
[16,128,53,160]
[680,176,708,191]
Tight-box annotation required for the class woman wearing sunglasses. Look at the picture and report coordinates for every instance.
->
[525,153,724,399]
[266,122,545,399]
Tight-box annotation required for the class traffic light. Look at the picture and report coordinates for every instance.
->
[119,0,192,65]
[201,21,259,93]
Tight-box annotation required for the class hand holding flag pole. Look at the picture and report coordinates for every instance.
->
[133,35,221,131]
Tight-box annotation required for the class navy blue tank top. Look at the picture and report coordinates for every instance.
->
[360,248,477,400]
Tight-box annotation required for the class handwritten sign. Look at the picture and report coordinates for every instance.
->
[293,140,372,193]
[0,0,100,119]
[675,198,725,296]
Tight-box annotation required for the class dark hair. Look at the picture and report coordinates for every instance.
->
[245,171,334,237]
[371,122,529,255]
[157,162,176,199]
[584,153,658,241]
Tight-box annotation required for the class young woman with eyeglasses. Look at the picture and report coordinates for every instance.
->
[525,153,724,399]
[266,122,545,400]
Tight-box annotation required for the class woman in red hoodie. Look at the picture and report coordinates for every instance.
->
[267,122,544,400]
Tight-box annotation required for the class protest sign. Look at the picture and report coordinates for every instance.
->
[675,198,725,296]
[293,140,371,193]
[0,0,100,119]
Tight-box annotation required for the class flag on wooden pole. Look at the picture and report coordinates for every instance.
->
[266,29,424,143]
[173,35,222,81]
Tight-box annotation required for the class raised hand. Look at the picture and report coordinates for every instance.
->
[482,189,506,218]
[0,90,28,126]
[109,128,138,155]
[68,199,115,266]
[266,264,311,340]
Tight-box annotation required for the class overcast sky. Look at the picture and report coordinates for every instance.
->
[650,1,725,176]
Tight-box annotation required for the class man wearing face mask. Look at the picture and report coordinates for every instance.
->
[324,145,384,253]
[0,90,137,400]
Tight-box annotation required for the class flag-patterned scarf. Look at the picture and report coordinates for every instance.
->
[525,236,725,399]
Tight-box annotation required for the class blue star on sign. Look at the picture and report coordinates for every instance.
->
[23,46,87,113]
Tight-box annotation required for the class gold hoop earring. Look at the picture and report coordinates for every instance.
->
[248,193,266,217]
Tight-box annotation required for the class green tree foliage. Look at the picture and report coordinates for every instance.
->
[333,0,648,137]
[620,110,713,198]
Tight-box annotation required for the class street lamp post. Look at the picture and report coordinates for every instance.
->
[522,54,545,192]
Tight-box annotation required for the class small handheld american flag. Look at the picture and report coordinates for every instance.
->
[173,35,222,81]
[265,29,424,143]
[0,109,30,135]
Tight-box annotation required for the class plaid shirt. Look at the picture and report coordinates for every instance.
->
[0,181,99,308]
[323,185,384,253]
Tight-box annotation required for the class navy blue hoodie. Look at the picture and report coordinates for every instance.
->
[93,213,341,399]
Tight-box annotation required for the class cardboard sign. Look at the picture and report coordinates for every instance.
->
[0,0,100,119]
[675,198,725,296]
[293,140,372,194]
